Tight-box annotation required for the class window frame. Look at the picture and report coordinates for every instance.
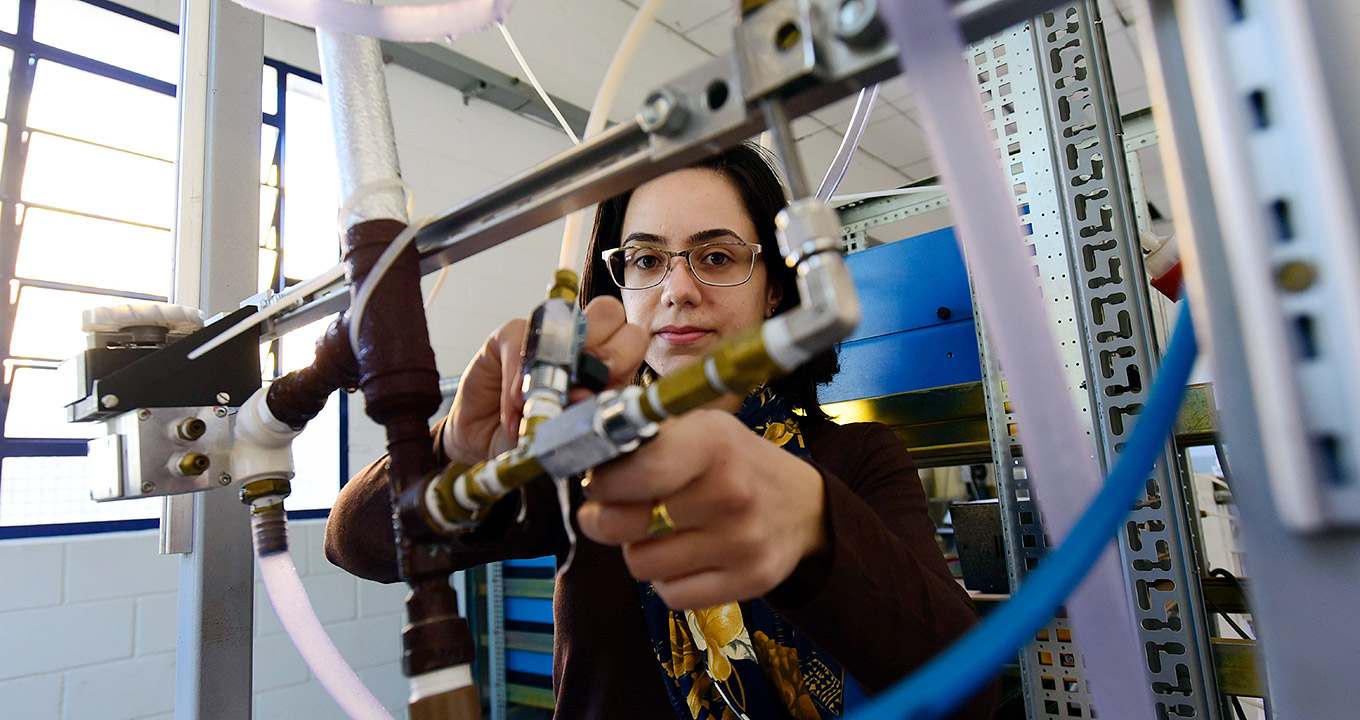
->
[0,0,343,538]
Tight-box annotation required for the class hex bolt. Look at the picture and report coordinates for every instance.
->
[836,0,887,49]
[101,394,119,409]
[637,89,689,137]
[216,392,231,404]
[218,473,232,486]
[138,409,152,421]
[141,481,156,493]
[177,453,211,476]
[177,417,207,442]
[214,406,229,418]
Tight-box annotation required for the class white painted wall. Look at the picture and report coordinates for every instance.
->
[0,4,576,718]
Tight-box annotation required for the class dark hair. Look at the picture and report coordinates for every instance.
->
[579,142,839,421]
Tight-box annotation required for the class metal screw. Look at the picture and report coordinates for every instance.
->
[138,409,152,421]
[141,481,155,493]
[836,0,886,49]
[218,473,232,486]
[214,406,229,418]
[101,394,119,408]
[216,392,231,404]
[637,89,689,137]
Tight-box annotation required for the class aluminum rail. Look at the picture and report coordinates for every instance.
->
[258,0,1071,339]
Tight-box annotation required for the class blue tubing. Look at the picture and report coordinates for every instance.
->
[848,302,1199,719]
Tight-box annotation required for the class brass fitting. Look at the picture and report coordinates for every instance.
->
[643,327,782,420]
[547,268,579,303]
[176,417,207,441]
[176,452,211,476]
[240,477,292,508]
[426,453,548,532]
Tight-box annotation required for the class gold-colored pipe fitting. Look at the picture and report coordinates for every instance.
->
[643,327,782,420]
[547,268,579,303]
[176,452,211,476]
[240,477,292,508]
[428,453,549,530]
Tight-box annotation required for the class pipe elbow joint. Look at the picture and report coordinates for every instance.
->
[231,385,302,486]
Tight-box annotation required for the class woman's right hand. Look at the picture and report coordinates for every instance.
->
[442,296,649,466]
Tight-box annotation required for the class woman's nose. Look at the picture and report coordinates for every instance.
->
[660,255,702,306]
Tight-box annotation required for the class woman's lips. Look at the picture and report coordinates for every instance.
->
[656,326,712,344]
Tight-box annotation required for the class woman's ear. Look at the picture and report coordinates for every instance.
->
[764,281,783,318]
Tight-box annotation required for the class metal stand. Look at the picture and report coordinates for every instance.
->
[971,4,1218,718]
[170,0,263,717]
[1133,0,1360,716]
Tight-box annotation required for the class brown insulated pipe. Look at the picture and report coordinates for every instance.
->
[340,217,476,684]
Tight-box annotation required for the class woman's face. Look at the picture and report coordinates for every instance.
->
[619,168,781,377]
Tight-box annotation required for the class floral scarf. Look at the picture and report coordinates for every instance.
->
[637,388,863,719]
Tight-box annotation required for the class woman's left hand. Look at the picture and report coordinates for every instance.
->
[576,409,828,610]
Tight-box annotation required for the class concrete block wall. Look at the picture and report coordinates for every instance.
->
[0,518,435,720]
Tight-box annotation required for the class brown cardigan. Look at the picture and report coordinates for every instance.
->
[326,415,999,719]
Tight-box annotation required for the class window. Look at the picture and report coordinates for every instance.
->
[0,0,344,533]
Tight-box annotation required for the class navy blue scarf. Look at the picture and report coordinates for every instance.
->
[637,388,863,719]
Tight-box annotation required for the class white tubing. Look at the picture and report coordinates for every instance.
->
[229,0,513,43]
[256,532,396,720]
[557,0,666,270]
[881,1,1156,719]
[497,21,579,144]
[347,215,432,353]
[816,83,880,201]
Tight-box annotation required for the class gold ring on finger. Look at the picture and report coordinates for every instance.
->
[647,499,677,539]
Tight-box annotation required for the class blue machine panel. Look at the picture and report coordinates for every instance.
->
[822,227,981,402]
[505,597,553,625]
[507,649,554,676]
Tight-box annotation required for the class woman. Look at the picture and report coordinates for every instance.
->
[326,143,997,719]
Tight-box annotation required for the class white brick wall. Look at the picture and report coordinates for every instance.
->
[0,519,445,720]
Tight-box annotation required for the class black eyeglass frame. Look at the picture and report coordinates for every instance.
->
[600,241,765,291]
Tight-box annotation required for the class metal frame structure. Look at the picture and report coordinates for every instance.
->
[965,4,1220,718]
[1131,0,1360,717]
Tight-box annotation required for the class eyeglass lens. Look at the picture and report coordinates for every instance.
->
[608,244,757,289]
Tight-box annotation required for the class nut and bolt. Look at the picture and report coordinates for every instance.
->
[637,89,689,137]
[216,392,231,404]
[176,417,207,441]
[101,394,119,408]
[836,0,886,49]
[213,406,229,418]
[141,481,156,493]
[218,473,232,486]
[137,409,152,421]
[177,453,211,476]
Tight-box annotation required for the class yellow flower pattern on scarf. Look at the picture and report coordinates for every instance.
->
[651,388,843,720]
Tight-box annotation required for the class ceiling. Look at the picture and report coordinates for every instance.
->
[433,0,1163,233]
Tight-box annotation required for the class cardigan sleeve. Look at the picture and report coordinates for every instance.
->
[765,420,999,719]
[324,415,569,583]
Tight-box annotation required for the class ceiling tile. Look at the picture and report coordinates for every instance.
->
[901,159,937,182]
[683,9,736,55]
[791,114,828,141]
[876,75,911,103]
[808,95,862,128]
[857,112,931,169]
[649,0,732,34]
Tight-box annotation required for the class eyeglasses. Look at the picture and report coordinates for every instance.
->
[601,241,763,290]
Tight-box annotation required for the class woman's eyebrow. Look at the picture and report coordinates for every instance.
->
[687,228,742,244]
[621,232,665,246]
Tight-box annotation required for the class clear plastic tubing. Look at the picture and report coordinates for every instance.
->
[880,0,1156,718]
[557,0,666,269]
[254,524,396,720]
[816,83,880,201]
[229,0,515,43]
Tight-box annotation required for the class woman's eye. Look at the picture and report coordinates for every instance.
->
[628,250,663,269]
[698,249,735,266]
